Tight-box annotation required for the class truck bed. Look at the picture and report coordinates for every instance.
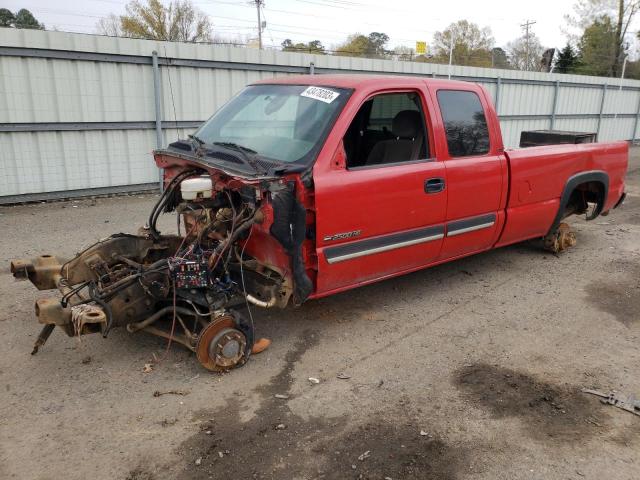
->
[496,141,628,247]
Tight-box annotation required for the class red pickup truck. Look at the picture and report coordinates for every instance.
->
[12,75,628,371]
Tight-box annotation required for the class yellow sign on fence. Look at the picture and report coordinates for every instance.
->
[416,41,426,55]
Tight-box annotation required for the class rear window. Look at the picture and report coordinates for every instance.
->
[368,93,420,132]
[437,90,490,157]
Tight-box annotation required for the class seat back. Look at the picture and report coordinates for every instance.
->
[366,110,424,165]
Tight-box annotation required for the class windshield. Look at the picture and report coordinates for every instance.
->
[194,84,351,166]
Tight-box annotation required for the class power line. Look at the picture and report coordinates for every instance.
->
[200,1,441,41]
[38,2,638,68]
[38,5,434,45]
[34,3,515,50]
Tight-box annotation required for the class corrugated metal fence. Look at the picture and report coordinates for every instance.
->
[2,29,640,203]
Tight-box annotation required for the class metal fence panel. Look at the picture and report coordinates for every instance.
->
[498,83,555,116]
[599,117,637,142]
[2,28,640,202]
[603,86,638,115]
[554,117,600,134]
[501,118,551,149]
[555,85,602,115]
[0,129,159,195]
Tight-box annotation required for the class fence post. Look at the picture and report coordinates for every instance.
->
[550,80,559,130]
[633,91,640,144]
[596,83,607,141]
[495,77,501,115]
[152,51,164,191]
[309,62,315,75]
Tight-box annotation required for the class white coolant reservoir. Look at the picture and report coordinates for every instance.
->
[181,176,213,200]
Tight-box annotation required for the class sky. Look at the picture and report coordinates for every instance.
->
[4,0,586,51]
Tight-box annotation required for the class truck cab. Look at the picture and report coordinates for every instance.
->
[303,76,506,295]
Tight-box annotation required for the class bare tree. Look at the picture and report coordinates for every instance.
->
[393,45,415,61]
[212,33,250,46]
[96,14,121,37]
[507,32,545,71]
[96,0,212,42]
[432,20,494,67]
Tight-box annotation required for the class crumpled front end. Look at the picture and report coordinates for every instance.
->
[11,155,315,372]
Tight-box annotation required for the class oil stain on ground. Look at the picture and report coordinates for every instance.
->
[585,260,640,326]
[454,364,608,443]
[176,333,469,479]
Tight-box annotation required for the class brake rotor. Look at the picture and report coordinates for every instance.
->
[196,314,248,372]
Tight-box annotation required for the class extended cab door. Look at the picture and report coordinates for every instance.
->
[313,88,447,296]
[430,87,507,259]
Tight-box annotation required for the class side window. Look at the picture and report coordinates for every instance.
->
[436,90,490,157]
[343,92,429,168]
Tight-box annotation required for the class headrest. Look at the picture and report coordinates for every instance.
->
[392,110,422,138]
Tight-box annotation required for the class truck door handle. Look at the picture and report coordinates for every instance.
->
[425,177,445,194]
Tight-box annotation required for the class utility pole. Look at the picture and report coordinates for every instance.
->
[254,0,264,49]
[614,54,628,121]
[448,31,455,79]
[520,19,536,71]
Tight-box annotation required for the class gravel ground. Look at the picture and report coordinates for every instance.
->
[1,150,639,480]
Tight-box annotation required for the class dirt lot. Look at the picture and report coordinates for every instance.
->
[1,151,639,480]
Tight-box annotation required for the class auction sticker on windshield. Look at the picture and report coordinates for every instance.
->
[300,86,340,104]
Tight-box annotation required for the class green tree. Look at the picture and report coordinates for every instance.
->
[624,59,640,79]
[0,8,15,27]
[566,0,640,77]
[0,8,44,29]
[491,47,510,68]
[97,0,212,42]
[575,15,617,76]
[14,8,44,29]
[281,39,325,54]
[555,43,580,73]
[335,34,369,56]
[367,32,389,56]
[334,32,390,58]
[432,20,494,67]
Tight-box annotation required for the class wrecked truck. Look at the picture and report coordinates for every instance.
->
[11,75,628,371]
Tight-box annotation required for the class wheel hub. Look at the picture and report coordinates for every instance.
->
[208,328,246,367]
[196,314,248,372]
